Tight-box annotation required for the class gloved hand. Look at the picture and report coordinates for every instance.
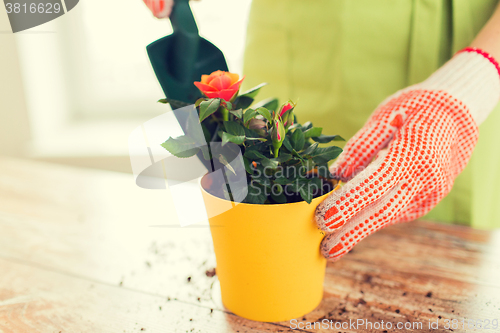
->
[143,0,174,18]
[315,47,500,261]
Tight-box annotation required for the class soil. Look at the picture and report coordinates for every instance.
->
[202,172,338,205]
[274,176,337,204]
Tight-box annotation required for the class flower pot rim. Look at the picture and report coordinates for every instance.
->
[199,173,341,207]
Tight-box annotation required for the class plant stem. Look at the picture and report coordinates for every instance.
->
[221,107,229,122]
[273,146,279,158]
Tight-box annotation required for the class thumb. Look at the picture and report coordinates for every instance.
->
[143,0,174,18]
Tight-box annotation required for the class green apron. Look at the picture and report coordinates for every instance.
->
[243,0,500,229]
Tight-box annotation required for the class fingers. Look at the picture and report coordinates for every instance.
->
[143,0,173,18]
[330,124,391,181]
[315,147,403,232]
[320,181,414,261]
[330,105,407,182]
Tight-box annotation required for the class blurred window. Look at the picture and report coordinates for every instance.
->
[16,0,252,122]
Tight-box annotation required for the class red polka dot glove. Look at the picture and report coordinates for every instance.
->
[143,0,174,18]
[315,48,500,261]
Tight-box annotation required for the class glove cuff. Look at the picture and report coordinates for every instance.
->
[416,47,500,125]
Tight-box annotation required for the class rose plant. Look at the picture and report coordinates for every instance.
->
[160,71,344,204]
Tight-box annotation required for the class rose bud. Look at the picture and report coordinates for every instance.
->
[278,101,295,128]
[284,110,294,128]
[279,102,294,118]
[194,71,245,102]
[271,119,286,158]
[248,118,267,136]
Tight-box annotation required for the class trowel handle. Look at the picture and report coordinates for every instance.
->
[169,0,200,81]
[170,0,198,34]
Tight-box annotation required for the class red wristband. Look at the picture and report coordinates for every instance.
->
[457,47,500,78]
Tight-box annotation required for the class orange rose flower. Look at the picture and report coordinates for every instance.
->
[194,71,245,102]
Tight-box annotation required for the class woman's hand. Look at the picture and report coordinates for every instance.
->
[143,0,174,18]
[314,47,500,261]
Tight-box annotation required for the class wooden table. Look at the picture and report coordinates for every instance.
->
[0,157,499,333]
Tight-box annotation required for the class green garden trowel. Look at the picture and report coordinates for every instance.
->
[147,0,228,170]
[147,0,228,107]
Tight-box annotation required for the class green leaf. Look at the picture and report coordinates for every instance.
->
[311,146,343,164]
[302,142,319,156]
[271,153,292,163]
[184,110,211,159]
[284,165,304,181]
[309,177,322,189]
[255,107,273,123]
[291,129,305,151]
[301,158,316,171]
[246,137,267,142]
[311,134,345,144]
[245,182,267,204]
[240,83,268,99]
[199,99,221,122]
[270,185,286,204]
[224,121,245,136]
[316,163,333,179]
[243,157,253,174]
[260,157,279,169]
[291,177,321,203]
[252,97,279,112]
[298,183,313,204]
[287,181,298,193]
[234,96,254,110]
[161,135,199,158]
[303,127,323,138]
[305,177,323,200]
[282,137,303,159]
[243,108,258,125]
[274,176,292,185]
[229,108,243,119]
[245,141,268,154]
[302,121,313,131]
[221,132,245,146]
[251,173,272,188]
[194,98,206,107]
[283,136,294,151]
[157,98,190,110]
[244,150,266,160]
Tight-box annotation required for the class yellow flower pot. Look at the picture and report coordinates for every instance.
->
[200,174,338,322]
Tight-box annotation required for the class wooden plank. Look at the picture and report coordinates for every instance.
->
[295,221,500,332]
[0,258,293,333]
[1,157,499,332]
[0,157,220,306]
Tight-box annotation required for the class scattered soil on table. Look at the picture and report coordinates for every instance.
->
[205,268,216,277]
